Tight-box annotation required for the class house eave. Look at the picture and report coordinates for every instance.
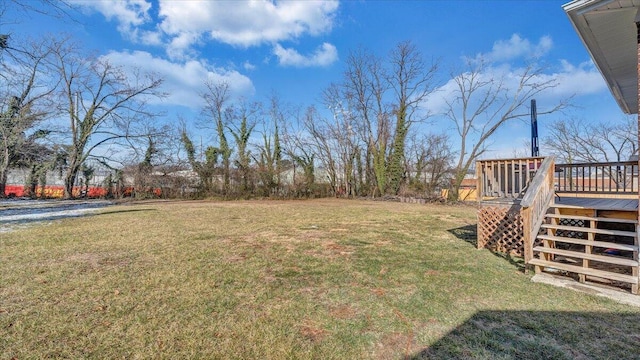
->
[564,0,639,115]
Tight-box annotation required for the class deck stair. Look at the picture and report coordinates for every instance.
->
[528,205,640,294]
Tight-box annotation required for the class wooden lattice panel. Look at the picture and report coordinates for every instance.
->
[556,218,586,239]
[478,205,524,256]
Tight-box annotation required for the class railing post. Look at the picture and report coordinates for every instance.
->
[522,206,532,264]
[548,157,555,203]
[476,161,482,202]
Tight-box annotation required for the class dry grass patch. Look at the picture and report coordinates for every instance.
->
[1,199,639,359]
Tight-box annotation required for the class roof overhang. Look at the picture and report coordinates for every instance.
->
[564,0,640,114]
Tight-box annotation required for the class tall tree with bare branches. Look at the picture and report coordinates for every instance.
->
[227,100,258,194]
[342,48,390,196]
[386,41,438,194]
[445,58,568,200]
[202,81,232,195]
[254,95,284,196]
[52,43,164,198]
[0,38,58,197]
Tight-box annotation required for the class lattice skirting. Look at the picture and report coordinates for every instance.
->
[477,205,524,256]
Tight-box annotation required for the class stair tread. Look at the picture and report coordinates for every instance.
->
[545,213,638,224]
[533,246,639,267]
[537,234,639,252]
[528,259,639,284]
[540,224,637,237]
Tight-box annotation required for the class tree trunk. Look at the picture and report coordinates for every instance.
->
[222,158,230,195]
[27,165,38,198]
[0,170,7,198]
[448,169,467,201]
[0,144,9,198]
[64,155,81,199]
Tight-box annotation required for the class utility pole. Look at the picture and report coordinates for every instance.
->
[531,99,539,157]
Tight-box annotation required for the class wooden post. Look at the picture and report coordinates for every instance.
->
[548,158,555,204]
[476,161,482,203]
[522,206,532,265]
[581,219,595,284]
[476,161,483,250]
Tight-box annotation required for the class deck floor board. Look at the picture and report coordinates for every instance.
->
[554,197,638,211]
[481,196,639,212]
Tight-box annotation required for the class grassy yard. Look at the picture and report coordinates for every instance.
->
[1,199,639,359]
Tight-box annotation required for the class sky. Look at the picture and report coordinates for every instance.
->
[4,0,625,160]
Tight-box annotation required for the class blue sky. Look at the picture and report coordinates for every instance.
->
[6,0,623,159]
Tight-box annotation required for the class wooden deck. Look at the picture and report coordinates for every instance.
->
[482,196,639,212]
[555,196,639,212]
[477,157,640,294]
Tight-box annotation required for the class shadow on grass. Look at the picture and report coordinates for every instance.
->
[448,224,526,273]
[93,208,156,216]
[447,224,477,247]
[408,310,640,360]
[491,252,526,273]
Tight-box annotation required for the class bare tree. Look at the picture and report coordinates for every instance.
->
[406,132,453,196]
[445,58,567,200]
[544,116,637,163]
[282,106,323,195]
[321,84,362,196]
[1,1,76,54]
[181,121,218,196]
[386,41,438,194]
[254,95,284,197]
[52,43,164,198]
[0,1,77,74]
[227,100,258,195]
[202,81,232,195]
[341,48,390,196]
[0,37,58,197]
[324,42,437,197]
[6,0,76,21]
[142,124,189,198]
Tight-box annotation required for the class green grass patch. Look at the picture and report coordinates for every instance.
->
[1,199,639,359]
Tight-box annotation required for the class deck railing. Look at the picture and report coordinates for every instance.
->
[520,157,556,263]
[555,160,638,195]
[476,157,546,200]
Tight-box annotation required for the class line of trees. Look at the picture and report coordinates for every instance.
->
[176,42,568,200]
[2,5,574,200]
[543,116,638,163]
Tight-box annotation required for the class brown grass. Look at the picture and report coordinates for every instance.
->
[1,199,639,359]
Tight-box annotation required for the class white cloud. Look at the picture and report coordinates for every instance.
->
[545,60,606,97]
[166,31,202,59]
[74,1,339,59]
[100,50,255,109]
[425,59,606,116]
[273,42,338,67]
[479,34,553,62]
[158,0,339,53]
[243,61,256,71]
[137,29,163,46]
[72,0,152,41]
